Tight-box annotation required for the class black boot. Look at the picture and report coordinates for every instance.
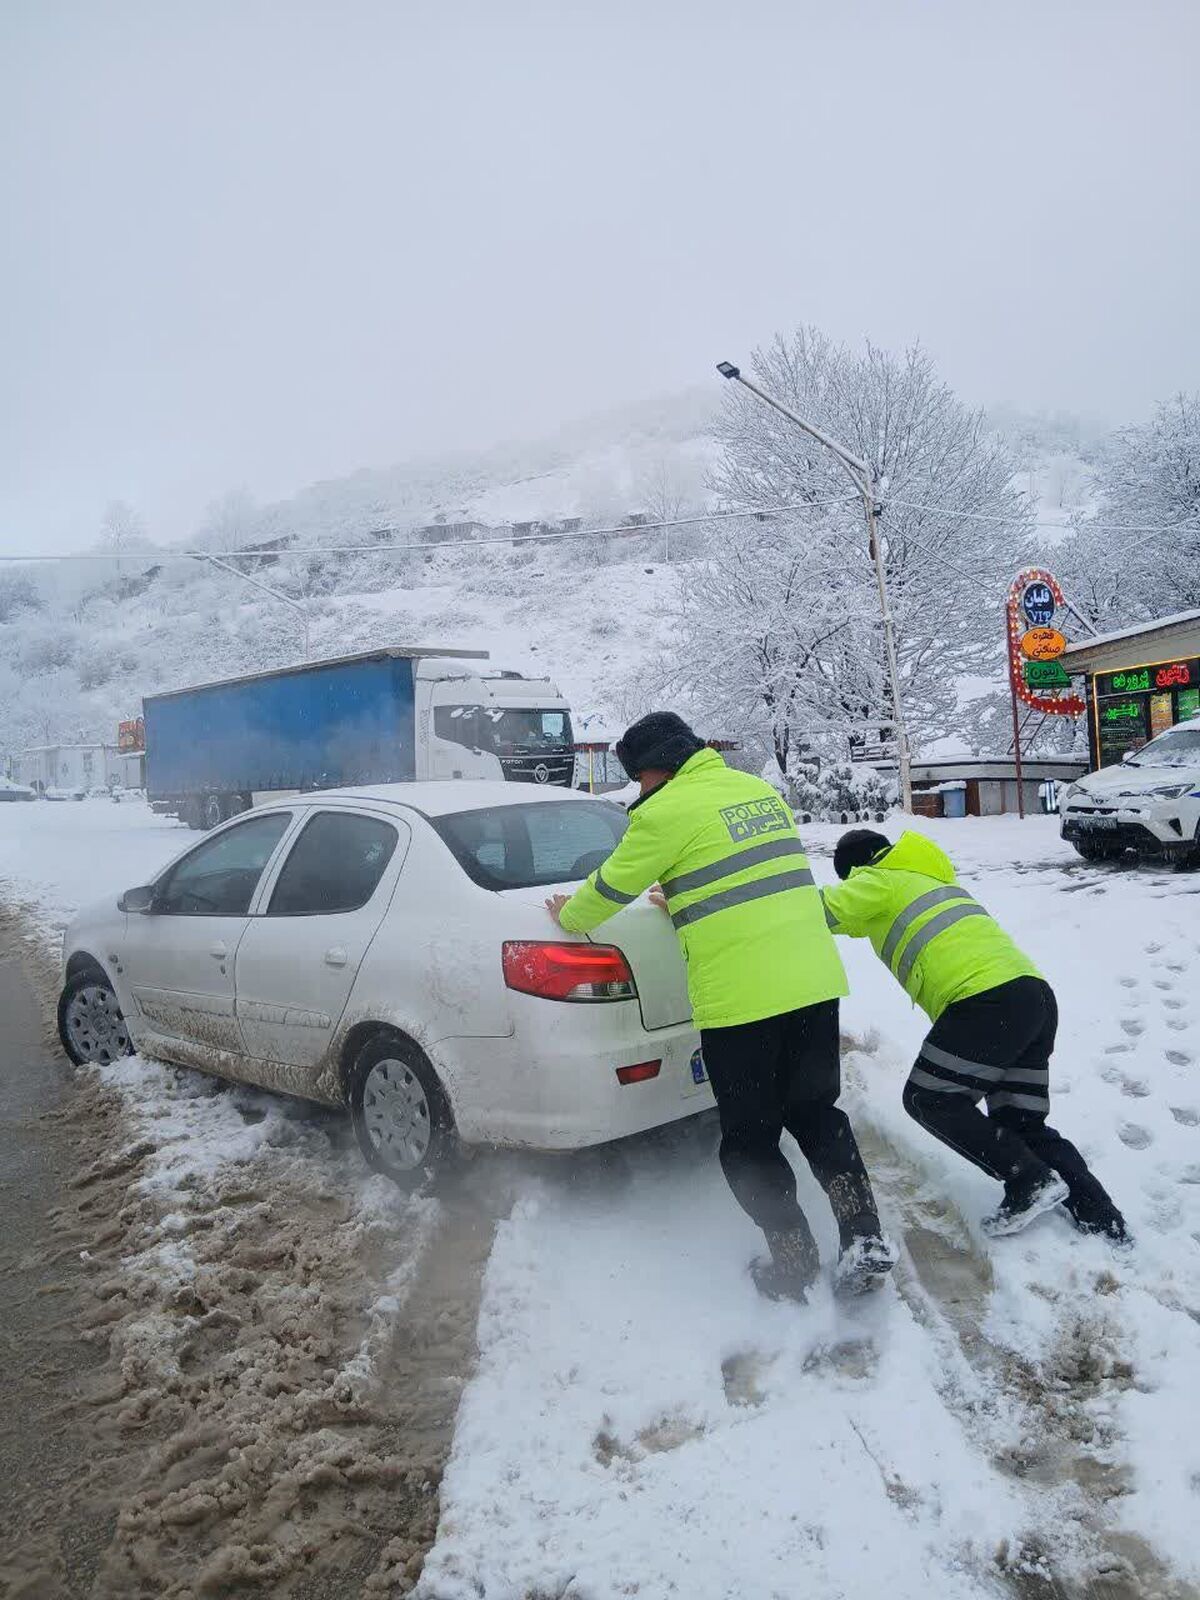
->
[751,1218,820,1304]
[823,1174,897,1295]
[982,1165,1069,1237]
[1063,1175,1132,1245]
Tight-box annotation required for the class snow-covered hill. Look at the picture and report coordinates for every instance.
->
[1,393,1098,763]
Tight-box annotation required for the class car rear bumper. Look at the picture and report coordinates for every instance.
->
[430,1013,711,1150]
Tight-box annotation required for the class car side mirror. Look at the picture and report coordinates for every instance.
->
[119,884,157,914]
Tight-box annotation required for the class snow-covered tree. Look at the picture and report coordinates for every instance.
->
[1061,393,1200,625]
[660,330,1031,771]
[99,499,147,553]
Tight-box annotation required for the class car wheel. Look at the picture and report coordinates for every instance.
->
[1073,841,1104,862]
[58,968,134,1066]
[348,1032,455,1192]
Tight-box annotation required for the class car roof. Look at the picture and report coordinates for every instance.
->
[259,781,603,818]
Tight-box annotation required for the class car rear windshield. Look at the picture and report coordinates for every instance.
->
[432,800,628,890]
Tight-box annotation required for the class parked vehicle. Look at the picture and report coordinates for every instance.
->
[58,783,707,1187]
[1060,713,1200,865]
[43,785,86,802]
[144,646,576,830]
[0,776,36,802]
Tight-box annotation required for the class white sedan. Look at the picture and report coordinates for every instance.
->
[58,783,711,1187]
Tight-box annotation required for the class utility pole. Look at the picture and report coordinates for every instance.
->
[716,361,913,812]
[195,552,311,660]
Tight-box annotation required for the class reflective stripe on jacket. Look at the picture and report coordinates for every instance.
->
[820,830,1040,1021]
[558,747,847,1029]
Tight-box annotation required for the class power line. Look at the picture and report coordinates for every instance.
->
[0,497,860,565]
[887,496,1194,537]
[4,494,1191,568]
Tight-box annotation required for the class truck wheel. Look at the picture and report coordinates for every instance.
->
[348,1032,455,1193]
[58,968,133,1066]
[201,793,226,830]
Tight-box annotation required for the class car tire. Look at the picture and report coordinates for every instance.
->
[57,967,134,1067]
[348,1032,456,1193]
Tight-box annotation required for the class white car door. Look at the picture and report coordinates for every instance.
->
[120,810,295,1054]
[234,807,410,1072]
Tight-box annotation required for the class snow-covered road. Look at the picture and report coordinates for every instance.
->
[1,800,1197,1599]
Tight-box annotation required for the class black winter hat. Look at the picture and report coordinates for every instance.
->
[833,828,891,881]
[615,711,705,780]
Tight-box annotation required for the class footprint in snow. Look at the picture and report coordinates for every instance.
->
[1164,997,1186,1010]
[1166,1049,1193,1067]
[1145,941,1163,954]
[1118,1123,1154,1150]
[1120,1018,1145,1038]
[1104,1044,1131,1055]
[1167,1020,1189,1032]
[1119,977,1138,989]
[1119,1076,1151,1099]
[1169,1106,1199,1127]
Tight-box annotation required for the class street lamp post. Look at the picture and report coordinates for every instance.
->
[716,361,914,813]
[195,552,311,661]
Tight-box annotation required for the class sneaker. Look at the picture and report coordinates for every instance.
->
[750,1225,820,1304]
[982,1172,1070,1238]
[834,1232,899,1297]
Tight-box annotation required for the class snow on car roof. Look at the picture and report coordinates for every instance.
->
[271,781,600,817]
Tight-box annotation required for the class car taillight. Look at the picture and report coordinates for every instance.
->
[616,1060,661,1085]
[502,940,637,1002]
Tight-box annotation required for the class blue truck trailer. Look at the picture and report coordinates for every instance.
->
[144,646,575,829]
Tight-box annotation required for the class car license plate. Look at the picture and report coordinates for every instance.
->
[1079,815,1119,829]
[690,1048,707,1085]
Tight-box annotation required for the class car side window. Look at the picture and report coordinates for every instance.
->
[156,813,292,916]
[267,812,399,916]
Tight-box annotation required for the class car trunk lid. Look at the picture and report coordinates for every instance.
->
[499,886,692,1030]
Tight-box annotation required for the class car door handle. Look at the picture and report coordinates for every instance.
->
[324,946,348,967]
[209,941,228,959]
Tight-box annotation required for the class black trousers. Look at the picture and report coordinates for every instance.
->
[903,976,1103,1198]
[701,1000,881,1242]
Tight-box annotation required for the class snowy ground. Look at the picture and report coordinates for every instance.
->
[2,801,1198,1598]
[420,816,1200,1600]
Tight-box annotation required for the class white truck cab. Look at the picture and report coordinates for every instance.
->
[415,657,576,788]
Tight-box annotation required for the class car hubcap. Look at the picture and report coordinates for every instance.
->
[65,983,130,1065]
[362,1058,432,1170]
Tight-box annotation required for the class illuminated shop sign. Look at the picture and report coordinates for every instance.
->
[1096,659,1198,697]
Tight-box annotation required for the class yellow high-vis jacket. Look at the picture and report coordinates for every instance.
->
[559,748,847,1030]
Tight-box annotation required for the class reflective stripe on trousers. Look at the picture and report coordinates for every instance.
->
[909,1037,1050,1113]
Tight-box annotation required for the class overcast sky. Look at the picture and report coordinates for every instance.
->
[3,0,1198,556]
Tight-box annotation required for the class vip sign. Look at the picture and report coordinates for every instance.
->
[1005,569,1085,716]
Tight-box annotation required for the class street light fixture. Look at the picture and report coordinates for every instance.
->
[194,552,311,661]
[716,359,914,813]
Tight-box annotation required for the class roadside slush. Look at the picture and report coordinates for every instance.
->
[0,888,494,1599]
[0,912,145,1595]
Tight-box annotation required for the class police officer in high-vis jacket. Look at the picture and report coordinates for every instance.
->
[545,712,898,1302]
[824,828,1127,1243]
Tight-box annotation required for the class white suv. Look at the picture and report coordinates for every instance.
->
[1060,715,1200,866]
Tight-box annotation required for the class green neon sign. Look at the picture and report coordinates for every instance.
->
[1023,659,1070,688]
[1099,699,1143,724]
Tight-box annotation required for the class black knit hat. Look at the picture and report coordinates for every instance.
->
[615,712,705,780]
[833,828,891,881]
